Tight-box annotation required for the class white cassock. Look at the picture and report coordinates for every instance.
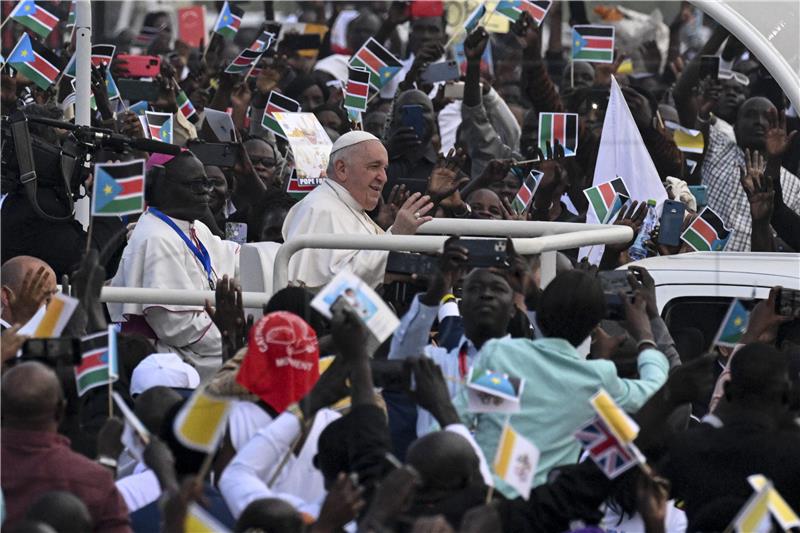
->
[282,179,387,289]
[109,210,239,376]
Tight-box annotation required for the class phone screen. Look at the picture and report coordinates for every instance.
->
[401,104,426,139]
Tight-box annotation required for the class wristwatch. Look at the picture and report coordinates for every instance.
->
[96,456,118,469]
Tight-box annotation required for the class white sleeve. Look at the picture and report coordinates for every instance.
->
[444,424,494,487]
[218,412,308,518]
[144,307,221,357]
[115,469,161,512]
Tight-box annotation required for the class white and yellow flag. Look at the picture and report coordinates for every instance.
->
[173,387,231,453]
[590,388,640,445]
[748,474,800,530]
[732,480,772,533]
[185,503,231,533]
[493,421,540,500]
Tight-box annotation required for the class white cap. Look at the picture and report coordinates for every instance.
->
[330,130,381,155]
[130,353,201,396]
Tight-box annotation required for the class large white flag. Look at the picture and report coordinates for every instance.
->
[580,76,668,264]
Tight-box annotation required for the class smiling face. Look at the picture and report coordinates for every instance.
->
[467,188,504,220]
[332,140,388,211]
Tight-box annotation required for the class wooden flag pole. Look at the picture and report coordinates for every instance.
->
[85,215,95,255]
[570,59,575,88]
[196,450,216,484]
[107,380,113,418]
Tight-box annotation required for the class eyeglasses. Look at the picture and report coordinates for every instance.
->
[251,157,277,168]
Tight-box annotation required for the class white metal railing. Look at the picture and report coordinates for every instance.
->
[98,222,632,307]
[271,225,633,292]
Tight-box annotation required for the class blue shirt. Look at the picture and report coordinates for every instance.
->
[453,336,668,495]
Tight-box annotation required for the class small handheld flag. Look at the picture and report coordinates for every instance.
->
[185,503,232,533]
[176,90,198,123]
[680,206,731,252]
[463,4,487,34]
[10,0,59,39]
[66,0,76,29]
[467,368,525,414]
[495,0,552,26]
[747,474,800,530]
[493,421,539,499]
[92,159,145,217]
[225,48,263,75]
[213,1,244,39]
[712,299,749,348]
[344,67,370,111]
[129,100,149,116]
[173,387,231,453]
[731,481,772,533]
[7,33,61,90]
[590,389,639,444]
[112,391,151,445]
[512,169,544,214]
[261,91,301,139]
[672,125,704,154]
[26,292,79,338]
[349,37,403,91]
[538,112,578,157]
[75,330,118,397]
[249,27,279,54]
[145,111,174,144]
[571,25,615,63]
[583,176,630,224]
[63,44,117,78]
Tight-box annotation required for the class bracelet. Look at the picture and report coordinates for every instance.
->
[96,456,118,469]
[637,339,657,351]
[440,293,456,305]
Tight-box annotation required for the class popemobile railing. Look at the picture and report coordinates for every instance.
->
[97,220,632,307]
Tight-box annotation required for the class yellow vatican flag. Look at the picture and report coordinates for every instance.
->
[173,388,231,453]
[590,389,640,444]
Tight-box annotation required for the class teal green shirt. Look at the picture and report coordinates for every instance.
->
[453,337,668,496]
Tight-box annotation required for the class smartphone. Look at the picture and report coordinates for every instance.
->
[188,141,240,167]
[421,60,460,83]
[658,200,686,247]
[225,222,248,244]
[443,81,465,99]
[20,338,82,366]
[401,104,426,139]
[279,33,321,52]
[699,55,720,81]
[115,54,161,78]
[370,360,409,390]
[599,270,633,320]
[775,288,800,318]
[460,238,509,268]
[117,78,160,102]
[688,185,708,209]
[385,251,438,277]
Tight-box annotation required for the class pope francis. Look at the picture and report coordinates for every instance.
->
[282,131,433,289]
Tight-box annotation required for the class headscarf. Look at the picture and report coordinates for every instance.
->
[235,311,320,413]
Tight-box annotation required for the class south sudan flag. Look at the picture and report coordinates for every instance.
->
[572,25,615,63]
[681,206,731,251]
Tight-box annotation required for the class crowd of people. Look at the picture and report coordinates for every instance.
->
[1,0,799,532]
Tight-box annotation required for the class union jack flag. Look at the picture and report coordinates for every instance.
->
[575,415,638,479]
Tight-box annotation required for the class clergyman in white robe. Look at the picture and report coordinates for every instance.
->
[281,179,387,289]
[109,209,240,376]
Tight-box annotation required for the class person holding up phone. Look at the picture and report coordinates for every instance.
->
[385,89,439,195]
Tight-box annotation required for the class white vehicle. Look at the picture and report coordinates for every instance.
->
[625,252,800,358]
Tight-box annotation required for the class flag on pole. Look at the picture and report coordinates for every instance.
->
[493,421,539,499]
[92,160,146,217]
[64,44,117,77]
[680,206,731,252]
[538,112,578,157]
[574,416,638,478]
[225,48,263,75]
[464,4,487,33]
[512,169,544,214]
[173,388,231,453]
[712,299,749,348]
[748,475,800,530]
[29,292,79,338]
[9,0,59,39]
[583,176,630,224]
[129,100,149,116]
[104,69,120,101]
[673,126,704,154]
[349,37,403,91]
[7,33,61,90]
[249,28,278,53]
[495,0,552,26]
[579,77,668,264]
[261,92,301,139]
[731,481,772,533]
[176,90,198,123]
[75,330,117,397]
[185,503,232,533]
[344,67,370,111]
[213,1,244,39]
[590,389,639,444]
[571,25,615,63]
[66,0,76,28]
[145,111,174,144]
